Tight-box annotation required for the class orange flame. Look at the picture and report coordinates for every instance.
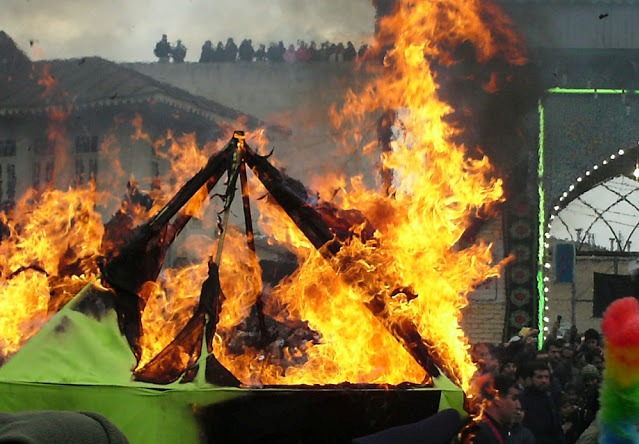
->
[1,0,527,393]
[208,0,524,390]
[0,185,106,360]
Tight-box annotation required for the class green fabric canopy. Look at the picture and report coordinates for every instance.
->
[0,284,465,444]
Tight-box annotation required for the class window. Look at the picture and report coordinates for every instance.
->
[32,137,55,189]
[75,157,98,185]
[74,135,100,185]
[7,164,16,202]
[0,139,16,157]
[0,140,17,202]
[75,135,99,154]
[0,163,16,202]
[33,160,55,189]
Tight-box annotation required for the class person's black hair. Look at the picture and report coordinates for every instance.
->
[484,374,517,401]
[583,328,600,342]
[583,348,603,365]
[499,356,516,373]
[544,338,562,352]
[525,359,551,378]
[494,374,517,396]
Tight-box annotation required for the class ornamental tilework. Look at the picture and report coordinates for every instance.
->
[503,190,538,341]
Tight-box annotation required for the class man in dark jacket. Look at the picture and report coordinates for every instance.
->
[459,374,521,443]
[153,34,171,62]
[519,360,566,444]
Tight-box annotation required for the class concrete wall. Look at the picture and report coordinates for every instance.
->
[546,253,632,334]
[126,62,378,187]
[502,3,639,49]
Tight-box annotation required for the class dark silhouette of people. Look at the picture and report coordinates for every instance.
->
[213,41,225,62]
[171,39,187,63]
[153,34,171,62]
[238,39,255,61]
[199,40,214,63]
[224,38,238,62]
[344,41,357,62]
[171,37,382,64]
[295,40,311,62]
[358,43,369,60]
[309,41,320,61]
[266,41,285,63]
[255,44,266,61]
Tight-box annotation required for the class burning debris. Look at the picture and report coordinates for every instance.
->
[0,0,537,396]
[96,131,459,387]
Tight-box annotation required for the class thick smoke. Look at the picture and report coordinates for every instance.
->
[371,0,543,196]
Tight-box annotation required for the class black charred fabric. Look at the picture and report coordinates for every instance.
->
[133,311,206,384]
[238,155,270,345]
[243,145,341,258]
[99,142,234,360]
[134,260,240,386]
[202,260,241,386]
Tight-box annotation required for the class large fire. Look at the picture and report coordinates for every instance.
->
[0,0,529,392]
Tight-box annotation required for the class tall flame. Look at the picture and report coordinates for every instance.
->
[210,0,526,389]
[0,0,529,393]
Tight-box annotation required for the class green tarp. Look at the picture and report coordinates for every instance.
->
[0,285,465,444]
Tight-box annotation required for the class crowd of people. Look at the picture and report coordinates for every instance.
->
[459,322,605,443]
[153,34,370,64]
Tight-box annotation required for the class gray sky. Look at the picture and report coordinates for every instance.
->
[3,0,375,62]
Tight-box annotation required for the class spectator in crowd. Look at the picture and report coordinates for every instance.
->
[498,357,517,380]
[266,41,285,63]
[213,41,225,62]
[583,348,605,375]
[309,41,320,61]
[224,38,238,62]
[284,44,297,63]
[295,40,311,62]
[276,41,286,61]
[458,374,521,443]
[514,361,531,392]
[578,364,601,430]
[344,41,357,61]
[254,44,267,61]
[470,342,499,376]
[510,405,537,444]
[519,360,566,443]
[506,327,539,365]
[171,40,187,63]
[238,39,254,62]
[358,43,370,60]
[578,329,601,355]
[153,34,171,62]
[329,42,345,62]
[546,338,573,387]
[319,41,331,61]
[558,394,585,444]
[199,40,214,63]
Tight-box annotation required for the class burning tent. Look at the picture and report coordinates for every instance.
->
[0,0,539,442]
[0,131,466,443]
